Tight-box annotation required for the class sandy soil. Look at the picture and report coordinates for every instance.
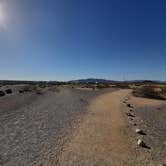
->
[57,90,153,166]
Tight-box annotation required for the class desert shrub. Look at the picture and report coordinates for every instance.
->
[0,90,5,97]
[23,85,38,92]
[5,89,12,94]
[38,84,47,88]
[133,86,166,100]
[36,89,43,95]
[96,83,110,89]
[23,86,32,92]
[161,87,166,93]
[114,83,130,89]
[84,84,95,89]
[96,84,104,89]
[19,90,24,93]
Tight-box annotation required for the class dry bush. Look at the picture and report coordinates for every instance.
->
[114,83,130,89]
[83,84,95,89]
[133,86,166,100]
[5,89,12,94]
[35,89,43,95]
[19,90,24,93]
[0,90,5,97]
[38,84,47,88]
[21,85,38,93]
[96,83,110,89]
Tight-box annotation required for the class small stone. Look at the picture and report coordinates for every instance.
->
[126,112,135,117]
[14,121,19,125]
[136,129,143,134]
[136,129,146,135]
[125,97,129,101]
[137,139,146,147]
[127,103,131,107]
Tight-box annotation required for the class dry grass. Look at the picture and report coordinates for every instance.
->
[96,83,110,89]
[133,85,166,100]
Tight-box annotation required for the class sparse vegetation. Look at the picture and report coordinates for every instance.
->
[5,89,12,94]
[0,90,5,97]
[96,83,110,89]
[114,83,131,89]
[19,90,24,93]
[133,86,166,100]
[35,89,43,95]
[23,85,38,92]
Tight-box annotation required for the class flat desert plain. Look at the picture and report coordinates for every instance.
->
[0,85,166,166]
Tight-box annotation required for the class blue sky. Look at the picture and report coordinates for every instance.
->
[0,0,166,81]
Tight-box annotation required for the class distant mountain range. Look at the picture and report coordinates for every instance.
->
[68,78,116,83]
[0,79,165,85]
[68,78,166,84]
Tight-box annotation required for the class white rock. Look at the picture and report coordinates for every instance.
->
[137,139,145,147]
[135,129,142,134]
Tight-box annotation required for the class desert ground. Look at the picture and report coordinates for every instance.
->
[0,84,166,166]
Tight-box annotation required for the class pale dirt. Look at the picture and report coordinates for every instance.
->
[57,90,153,166]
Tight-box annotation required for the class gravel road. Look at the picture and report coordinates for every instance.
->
[0,86,114,166]
[57,90,153,166]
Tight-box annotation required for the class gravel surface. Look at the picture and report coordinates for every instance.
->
[57,90,150,166]
[124,95,166,165]
[0,86,114,166]
[134,105,166,164]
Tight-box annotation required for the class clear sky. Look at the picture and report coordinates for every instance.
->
[0,0,166,81]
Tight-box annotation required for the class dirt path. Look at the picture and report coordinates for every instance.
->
[57,90,151,166]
